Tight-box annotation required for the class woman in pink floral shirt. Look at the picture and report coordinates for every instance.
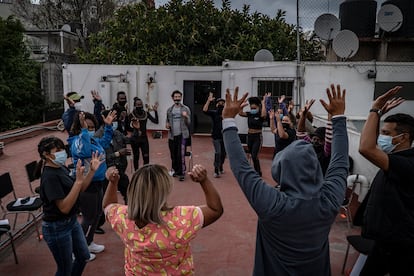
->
[103,164,223,275]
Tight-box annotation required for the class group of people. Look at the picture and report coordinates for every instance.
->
[36,83,414,275]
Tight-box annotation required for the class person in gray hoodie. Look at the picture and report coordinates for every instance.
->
[222,84,348,275]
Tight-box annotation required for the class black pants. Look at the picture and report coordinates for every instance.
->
[168,135,186,176]
[79,180,104,245]
[130,136,150,171]
[247,133,262,175]
[360,242,414,275]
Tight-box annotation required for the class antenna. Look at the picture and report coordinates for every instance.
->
[314,13,341,41]
[254,49,274,62]
[377,4,403,33]
[332,30,359,60]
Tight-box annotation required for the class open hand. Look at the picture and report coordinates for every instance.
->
[222,86,249,119]
[90,151,105,172]
[103,110,117,126]
[91,90,102,101]
[372,86,404,115]
[320,84,346,116]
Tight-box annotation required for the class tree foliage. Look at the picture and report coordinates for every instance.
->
[12,0,117,50]
[76,0,322,65]
[0,16,45,131]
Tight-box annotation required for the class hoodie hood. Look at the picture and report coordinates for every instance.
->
[271,140,324,199]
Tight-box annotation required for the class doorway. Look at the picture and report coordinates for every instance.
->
[183,80,222,134]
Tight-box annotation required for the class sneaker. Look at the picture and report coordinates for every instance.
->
[219,166,224,174]
[179,175,185,181]
[168,169,175,176]
[213,173,220,178]
[87,253,96,262]
[88,242,105,253]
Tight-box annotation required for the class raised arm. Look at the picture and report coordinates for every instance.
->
[203,93,215,113]
[359,86,404,171]
[188,164,223,227]
[102,166,120,208]
[320,84,349,207]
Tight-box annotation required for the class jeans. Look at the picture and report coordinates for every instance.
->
[247,133,262,175]
[213,138,226,170]
[42,216,90,276]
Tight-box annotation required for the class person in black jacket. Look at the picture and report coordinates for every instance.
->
[128,97,159,171]
[359,85,414,275]
[203,93,226,177]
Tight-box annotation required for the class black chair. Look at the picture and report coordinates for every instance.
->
[0,221,18,264]
[25,161,40,195]
[341,235,375,274]
[0,172,43,240]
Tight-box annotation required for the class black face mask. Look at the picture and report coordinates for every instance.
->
[136,106,144,114]
[118,100,127,106]
[313,142,323,153]
[282,123,290,129]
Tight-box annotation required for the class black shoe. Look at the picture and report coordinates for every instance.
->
[95,227,105,234]
[172,173,178,177]
[179,175,185,181]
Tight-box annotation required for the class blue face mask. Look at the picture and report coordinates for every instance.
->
[279,114,284,120]
[88,130,95,137]
[377,134,403,153]
[52,150,67,166]
[250,109,258,114]
[112,121,118,131]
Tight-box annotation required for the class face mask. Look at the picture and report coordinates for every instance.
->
[74,102,82,111]
[282,123,290,129]
[174,100,181,104]
[88,130,95,137]
[51,150,67,166]
[250,109,258,114]
[136,106,144,115]
[118,100,127,106]
[112,121,118,131]
[312,142,324,153]
[377,134,403,153]
[279,114,284,120]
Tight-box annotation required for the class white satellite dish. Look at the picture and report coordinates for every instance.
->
[61,24,71,32]
[254,49,274,62]
[314,13,341,40]
[377,4,403,32]
[332,30,359,59]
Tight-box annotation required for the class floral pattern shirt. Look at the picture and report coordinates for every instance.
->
[105,204,203,275]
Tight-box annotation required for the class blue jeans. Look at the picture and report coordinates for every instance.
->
[42,216,90,276]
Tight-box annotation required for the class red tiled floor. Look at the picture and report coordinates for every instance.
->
[0,129,361,275]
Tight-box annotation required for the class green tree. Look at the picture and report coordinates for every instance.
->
[76,0,321,65]
[0,16,45,131]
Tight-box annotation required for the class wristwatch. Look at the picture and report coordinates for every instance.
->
[369,108,383,116]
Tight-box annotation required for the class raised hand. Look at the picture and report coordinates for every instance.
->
[303,99,315,114]
[79,112,88,129]
[90,150,105,172]
[75,160,86,184]
[268,109,275,119]
[91,90,102,101]
[153,102,159,111]
[188,164,208,183]
[105,166,120,184]
[278,95,286,104]
[320,84,346,116]
[208,92,215,102]
[102,110,117,126]
[223,86,249,119]
[372,86,404,115]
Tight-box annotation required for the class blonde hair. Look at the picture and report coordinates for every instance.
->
[127,164,173,227]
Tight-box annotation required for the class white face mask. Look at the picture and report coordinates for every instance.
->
[51,150,67,166]
[74,102,82,111]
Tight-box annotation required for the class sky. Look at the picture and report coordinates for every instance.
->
[155,0,387,29]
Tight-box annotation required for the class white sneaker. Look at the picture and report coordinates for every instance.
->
[87,253,96,262]
[213,173,220,178]
[88,242,105,253]
[168,169,175,176]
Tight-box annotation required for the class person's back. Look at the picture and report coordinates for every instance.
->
[222,84,348,275]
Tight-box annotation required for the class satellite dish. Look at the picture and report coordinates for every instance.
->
[314,13,341,40]
[254,49,274,62]
[332,30,359,59]
[377,4,403,32]
[61,24,71,32]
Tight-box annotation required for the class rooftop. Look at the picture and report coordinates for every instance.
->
[0,126,360,275]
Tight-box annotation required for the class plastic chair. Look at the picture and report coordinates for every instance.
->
[341,235,375,274]
[25,161,40,195]
[0,172,43,240]
[0,221,18,264]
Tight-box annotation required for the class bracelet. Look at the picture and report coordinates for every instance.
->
[369,108,382,117]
